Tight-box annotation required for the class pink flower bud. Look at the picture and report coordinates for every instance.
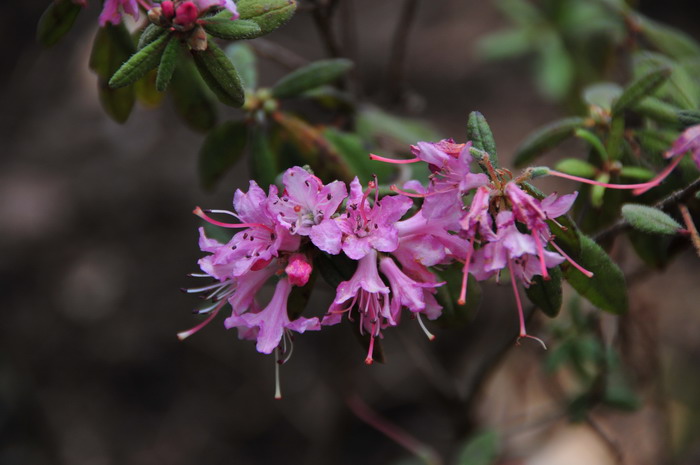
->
[161,0,175,18]
[285,253,312,287]
[174,1,198,27]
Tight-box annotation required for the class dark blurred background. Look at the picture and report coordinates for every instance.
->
[2,1,700,464]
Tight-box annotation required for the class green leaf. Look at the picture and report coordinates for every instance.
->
[225,43,258,90]
[620,166,655,181]
[249,123,279,187]
[633,52,699,110]
[323,128,393,184]
[356,106,442,146]
[612,66,671,116]
[621,204,682,235]
[199,121,248,190]
[514,117,586,167]
[202,18,262,40]
[456,431,500,465]
[313,252,357,289]
[635,14,700,60]
[228,0,297,36]
[583,82,622,112]
[554,158,597,179]
[135,68,166,107]
[476,29,532,61]
[271,59,354,99]
[156,37,183,92]
[467,111,498,167]
[525,266,563,317]
[89,24,136,123]
[170,58,218,132]
[628,229,673,269]
[575,128,608,161]
[192,39,246,107]
[435,263,482,328]
[36,0,82,47]
[562,233,628,314]
[137,24,166,50]
[109,32,170,88]
[632,97,680,125]
[590,172,609,208]
[535,35,574,101]
[677,109,700,129]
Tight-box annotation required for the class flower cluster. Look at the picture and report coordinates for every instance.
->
[182,141,592,396]
[98,0,238,28]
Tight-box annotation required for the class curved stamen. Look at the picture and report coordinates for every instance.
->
[632,154,685,195]
[369,153,421,164]
[177,300,226,340]
[365,329,376,365]
[416,313,436,341]
[549,241,594,278]
[458,236,475,305]
[274,347,282,400]
[546,170,664,191]
[390,184,429,198]
[532,232,550,280]
[193,206,274,233]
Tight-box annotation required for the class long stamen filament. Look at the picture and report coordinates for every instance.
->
[416,313,436,341]
[549,241,594,278]
[369,153,421,164]
[274,348,282,400]
[533,233,550,280]
[458,237,475,305]
[177,300,226,340]
[632,154,685,195]
[193,207,274,232]
[547,170,663,191]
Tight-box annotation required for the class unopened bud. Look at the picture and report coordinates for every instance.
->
[148,7,165,25]
[161,0,175,19]
[285,253,312,287]
[188,25,208,51]
[174,1,199,29]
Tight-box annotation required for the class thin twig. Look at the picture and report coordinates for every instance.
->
[387,0,421,104]
[593,177,700,242]
[346,395,443,465]
[585,415,625,464]
[249,39,309,70]
[679,204,700,256]
[309,0,343,57]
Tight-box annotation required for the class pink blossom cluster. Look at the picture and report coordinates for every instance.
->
[182,140,591,383]
[96,0,238,27]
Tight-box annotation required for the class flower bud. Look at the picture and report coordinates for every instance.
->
[187,25,208,51]
[161,0,175,19]
[285,253,312,287]
[174,1,199,28]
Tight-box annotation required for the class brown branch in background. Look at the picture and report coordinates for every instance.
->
[346,395,443,465]
[594,177,700,242]
[585,415,625,464]
[308,0,343,57]
[249,39,309,70]
[679,203,700,257]
[387,0,420,104]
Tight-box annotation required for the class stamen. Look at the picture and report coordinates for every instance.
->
[632,154,684,195]
[193,207,274,233]
[679,204,700,257]
[274,348,282,400]
[177,300,226,340]
[206,209,238,218]
[533,232,550,280]
[507,258,528,339]
[416,313,436,341]
[182,282,225,293]
[458,237,475,305]
[389,185,429,198]
[369,153,421,164]
[547,170,665,191]
[187,273,209,278]
[365,325,376,365]
[194,300,223,314]
[549,241,594,278]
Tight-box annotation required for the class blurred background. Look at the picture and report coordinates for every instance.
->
[2,1,700,464]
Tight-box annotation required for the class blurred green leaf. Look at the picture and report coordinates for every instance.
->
[574,128,608,161]
[514,117,586,167]
[632,97,680,125]
[135,68,166,107]
[636,14,700,60]
[199,120,248,190]
[535,36,574,101]
[590,172,609,208]
[476,29,532,60]
[323,128,393,183]
[225,43,258,90]
[109,32,170,88]
[203,18,262,40]
[563,233,628,314]
[525,266,563,317]
[435,264,482,328]
[89,24,136,123]
[467,111,498,167]
[496,0,541,26]
[633,52,700,109]
[271,59,353,99]
[249,123,279,187]
[628,229,673,269]
[583,82,622,112]
[313,252,357,289]
[621,204,682,235]
[36,0,82,47]
[357,106,442,147]
[192,39,246,107]
[678,109,700,129]
[619,166,655,181]
[603,349,640,411]
[234,0,298,36]
[612,66,671,116]
[456,431,500,465]
[170,58,218,132]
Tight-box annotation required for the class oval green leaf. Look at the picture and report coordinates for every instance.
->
[271,58,354,99]
[36,0,82,47]
[467,111,498,167]
[621,203,682,235]
[513,117,586,167]
[109,32,170,88]
[192,39,246,107]
[525,266,563,318]
[203,18,262,40]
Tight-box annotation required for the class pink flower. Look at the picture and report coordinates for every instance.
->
[194,180,300,277]
[323,249,392,364]
[99,0,139,26]
[270,167,347,255]
[667,124,700,170]
[285,253,313,287]
[225,278,320,354]
[336,178,413,260]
